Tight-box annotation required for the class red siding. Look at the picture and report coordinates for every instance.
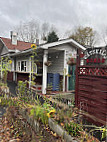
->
[7,72,13,81]
[17,73,29,82]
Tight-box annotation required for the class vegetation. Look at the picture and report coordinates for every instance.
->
[0,75,106,141]
[0,57,12,84]
[0,86,106,141]
[65,122,82,137]
[15,20,58,43]
[87,125,107,141]
[47,31,59,43]
[69,26,97,47]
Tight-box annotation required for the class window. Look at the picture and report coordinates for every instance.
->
[17,61,27,72]
[21,61,26,71]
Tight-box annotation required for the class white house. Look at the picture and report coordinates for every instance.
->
[0,32,85,94]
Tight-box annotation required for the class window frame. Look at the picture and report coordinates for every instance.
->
[17,60,27,72]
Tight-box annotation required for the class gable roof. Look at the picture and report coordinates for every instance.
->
[41,38,86,50]
[0,37,86,57]
[0,37,32,51]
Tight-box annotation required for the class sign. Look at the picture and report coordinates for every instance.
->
[86,58,105,64]
[84,48,107,59]
[83,47,107,65]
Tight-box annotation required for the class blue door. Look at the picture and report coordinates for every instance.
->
[47,73,60,91]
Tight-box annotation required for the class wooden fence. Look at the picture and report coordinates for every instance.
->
[75,50,107,126]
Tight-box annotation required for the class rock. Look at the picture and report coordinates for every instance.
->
[6,128,10,131]
[9,139,18,142]
[0,129,5,133]
[48,118,78,142]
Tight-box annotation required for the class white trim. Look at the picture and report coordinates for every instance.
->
[8,49,16,52]
[8,49,20,53]
[42,50,48,94]
[0,38,9,52]
[7,48,33,57]
[41,39,86,50]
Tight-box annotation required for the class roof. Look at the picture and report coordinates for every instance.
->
[0,37,32,51]
[40,38,86,50]
[0,37,86,57]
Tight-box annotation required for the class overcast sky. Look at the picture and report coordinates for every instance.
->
[0,0,107,45]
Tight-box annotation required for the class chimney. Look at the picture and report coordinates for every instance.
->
[11,31,18,45]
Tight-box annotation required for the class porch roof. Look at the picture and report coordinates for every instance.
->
[40,38,86,50]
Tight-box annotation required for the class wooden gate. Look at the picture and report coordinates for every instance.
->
[75,49,107,125]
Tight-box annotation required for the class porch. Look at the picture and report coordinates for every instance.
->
[33,48,76,95]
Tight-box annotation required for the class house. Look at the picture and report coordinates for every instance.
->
[0,32,86,94]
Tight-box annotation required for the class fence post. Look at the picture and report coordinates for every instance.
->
[75,49,81,107]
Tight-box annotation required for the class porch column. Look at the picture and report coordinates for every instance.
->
[63,50,66,92]
[42,49,48,94]
[29,57,32,89]
[13,72,16,82]
[13,59,15,81]
[66,64,69,92]
[63,69,66,92]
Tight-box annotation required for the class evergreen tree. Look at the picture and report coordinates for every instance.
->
[47,31,59,43]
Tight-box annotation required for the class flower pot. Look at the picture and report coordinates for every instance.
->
[44,61,52,66]
[67,58,76,65]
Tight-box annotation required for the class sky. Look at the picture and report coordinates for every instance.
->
[0,0,107,46]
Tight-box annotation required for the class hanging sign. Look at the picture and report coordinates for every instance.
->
[83,47,107,65]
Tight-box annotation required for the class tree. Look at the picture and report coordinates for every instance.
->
[47,31,59,43]
[15,20,58,43]
[69,26,96,47]
[102,27,107,46]
[15,19,40,43]
[41,22,49,41]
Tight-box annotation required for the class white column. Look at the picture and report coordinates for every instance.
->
[66,64,69,92]
[63,50,66,92]
[29,57,32,89]
[63,69,66,92]
[13,59,15,81]
[42,50,48,94]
